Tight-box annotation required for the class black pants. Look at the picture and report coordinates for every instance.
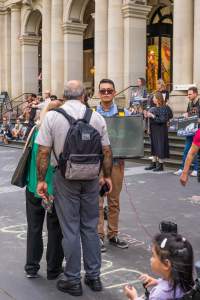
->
[25,188,64,276]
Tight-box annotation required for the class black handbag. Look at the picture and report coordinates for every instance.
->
[11,126,36,188]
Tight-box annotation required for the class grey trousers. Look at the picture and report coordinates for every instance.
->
[53,170,101,283]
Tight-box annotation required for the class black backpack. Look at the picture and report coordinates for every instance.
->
[53,107,103,180]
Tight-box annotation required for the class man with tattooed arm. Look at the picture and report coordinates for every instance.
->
[36,80,113,296]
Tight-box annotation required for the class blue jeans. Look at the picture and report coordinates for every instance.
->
[181,136,198,171]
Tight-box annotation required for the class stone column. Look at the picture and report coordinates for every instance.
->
[107,0,124,92]
[42,0,51,93]
[193,0,200,89]
[0,11,5,92]
[10,4,22,98]
[4,11,11,95]
[63,22,87,84]
[20,35,41,94]
[51,0,64,98]
[122,2,151,96]
[173,0,193,86]
[94,0,108,94]
[170,0,194,113]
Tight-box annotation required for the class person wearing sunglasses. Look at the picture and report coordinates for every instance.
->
[96,78,129,252]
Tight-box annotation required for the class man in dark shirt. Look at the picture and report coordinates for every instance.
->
[174,86,200,177]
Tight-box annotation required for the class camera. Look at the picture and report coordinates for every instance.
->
[159,221,178,234]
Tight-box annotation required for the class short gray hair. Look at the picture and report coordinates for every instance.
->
[64,80,85,100]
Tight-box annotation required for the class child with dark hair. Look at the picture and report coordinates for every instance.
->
[124,233,194,300]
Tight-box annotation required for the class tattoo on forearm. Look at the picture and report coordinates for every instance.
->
[102,145,113,177]
[37,145,51,181]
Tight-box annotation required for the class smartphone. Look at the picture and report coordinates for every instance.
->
[99,183,110,197]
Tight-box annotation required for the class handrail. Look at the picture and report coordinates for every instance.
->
[115,85,138,97]
[9,92,31,103]
[0,92,32,119]
[4,92,31,108]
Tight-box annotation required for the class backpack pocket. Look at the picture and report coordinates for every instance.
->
[65,154,101,180]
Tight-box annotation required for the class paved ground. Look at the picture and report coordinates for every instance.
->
[0,146,200,300]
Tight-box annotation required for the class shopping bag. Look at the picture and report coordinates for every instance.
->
[11,126,36,188]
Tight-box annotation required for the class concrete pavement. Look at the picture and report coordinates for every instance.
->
[0,147,200,300]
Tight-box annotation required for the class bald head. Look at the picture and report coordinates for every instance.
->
[64,80,85,100]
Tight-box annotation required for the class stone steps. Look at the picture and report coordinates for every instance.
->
[138,132,185,168]
[0,130,185,169]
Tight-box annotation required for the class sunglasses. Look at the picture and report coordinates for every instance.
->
[99,89,114,95]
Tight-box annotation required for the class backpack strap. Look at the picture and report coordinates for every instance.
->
[83,107,93,123]
[52,108,76,125]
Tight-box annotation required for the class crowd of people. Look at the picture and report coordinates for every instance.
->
[129,80,200,175]
[0,91,62,144]
[13,78,199,300]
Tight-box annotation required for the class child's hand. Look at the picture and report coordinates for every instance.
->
[124,285,138,300]
[139,274,158,288]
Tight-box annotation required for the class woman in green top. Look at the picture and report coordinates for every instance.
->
[24,100,64,279]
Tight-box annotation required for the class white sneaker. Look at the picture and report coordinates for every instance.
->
[190,170,197,177]
[173,169,183,176]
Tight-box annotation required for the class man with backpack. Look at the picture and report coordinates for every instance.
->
[36,80,113,296]
[96,78,129,252]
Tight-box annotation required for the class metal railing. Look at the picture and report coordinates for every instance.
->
[0,93,31,120]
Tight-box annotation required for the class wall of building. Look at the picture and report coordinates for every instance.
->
[0,0,198,113]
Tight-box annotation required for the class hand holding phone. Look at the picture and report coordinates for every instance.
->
[99,183,110,197]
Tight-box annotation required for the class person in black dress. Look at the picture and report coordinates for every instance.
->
[144,91,173,172]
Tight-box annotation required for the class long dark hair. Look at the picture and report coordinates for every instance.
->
[154,91,166,107]
[153,233,194,297]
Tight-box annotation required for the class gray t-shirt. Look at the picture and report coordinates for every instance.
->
[36,100,110,166]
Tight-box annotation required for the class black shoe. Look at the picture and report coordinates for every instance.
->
[153,163,164,172]
[145,162,156,170]
[100,238,107,253]
[47,268,63,280]
[84,277,103,292]
[109,236,128,249]
[57,279,83,296]
[25,271,39,279]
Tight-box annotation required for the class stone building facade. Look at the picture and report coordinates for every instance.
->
[0,0,198,111]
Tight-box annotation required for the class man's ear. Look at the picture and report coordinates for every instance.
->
[79,95,85,103]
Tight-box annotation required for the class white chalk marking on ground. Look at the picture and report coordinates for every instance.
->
[105,279,139,289]
[101,268,142,289]
[101,259,113,272]
[125,166,171,177]
[2,163,16,172]
[0,177,11,185]
[118,233,145,247]
[0,149,16,154]
[0,156,16,161]
[0,185,24,194]
[0,224,47,240]
[179,195,200,205]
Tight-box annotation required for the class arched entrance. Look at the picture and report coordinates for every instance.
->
[21,9,42,94]
[147,5,173,91]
